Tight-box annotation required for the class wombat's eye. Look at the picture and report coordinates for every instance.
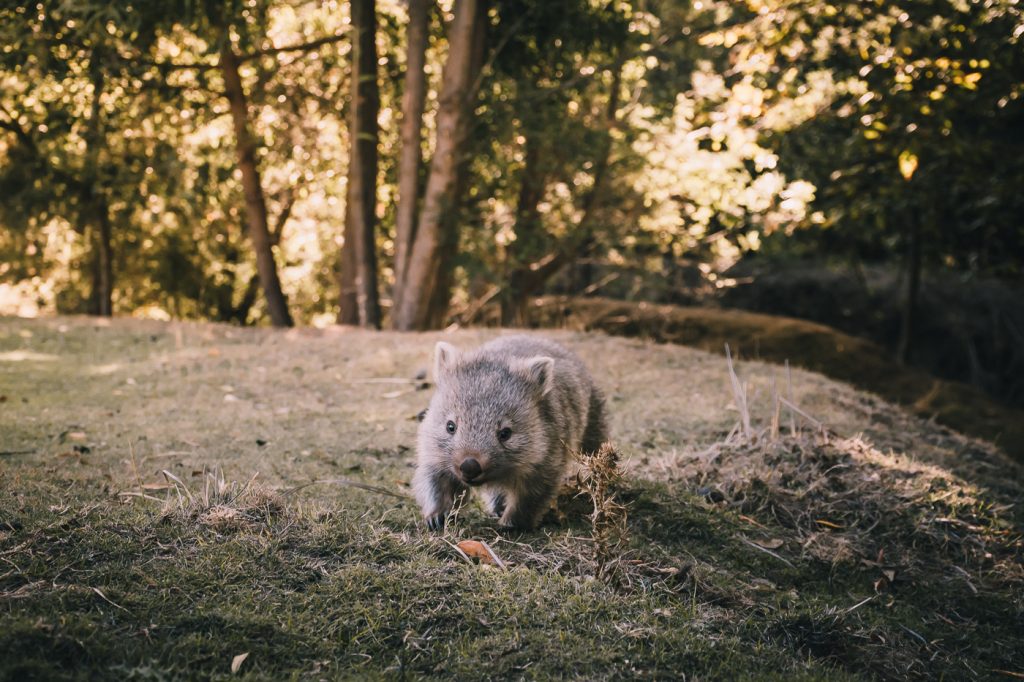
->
[445,420,457,435]
[497,427,512,442]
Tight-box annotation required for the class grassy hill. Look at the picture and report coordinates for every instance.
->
[1,315,1022,680]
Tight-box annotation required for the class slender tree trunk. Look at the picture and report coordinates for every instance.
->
[501,132,547,325]
[338,236,359,323]
[897,210,922,365]
[392,0,430,318]
[232,273,261,324]
[339,0,382,328]
[85,51,113,317]
[219,35,293,328]
[423,0,488,329]
[94,200,113,316]
[393,0,484,331]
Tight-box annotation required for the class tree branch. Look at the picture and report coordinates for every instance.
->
[153,30,349,72]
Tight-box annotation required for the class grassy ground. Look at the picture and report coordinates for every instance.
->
[1,315,1022,680]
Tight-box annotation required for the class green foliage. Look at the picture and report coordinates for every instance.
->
[751,0,1024,273]
[0,0,1020,321]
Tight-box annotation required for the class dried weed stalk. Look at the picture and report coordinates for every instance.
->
[160,467,285,531]
[576,443,630,583]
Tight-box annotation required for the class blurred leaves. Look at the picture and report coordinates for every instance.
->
[1,0,1021,321]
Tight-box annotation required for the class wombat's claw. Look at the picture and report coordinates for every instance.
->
[425,514,445,531]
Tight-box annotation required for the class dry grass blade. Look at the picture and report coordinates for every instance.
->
[127,439,143,491]
[778,396,827,436]
[91,587,129,613]
[161,469,195,504]
[117,491,165,503]
[725,344,751,439]
[740,534,795,569]
[786,360,796,437]
[446,540,474,565]
[284,477,411,500]
[769,373,780,441]
[159,467,285,532]
[478,540,507,570]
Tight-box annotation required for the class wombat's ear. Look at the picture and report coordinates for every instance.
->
[433,341,459,383]
[514,356,555,397]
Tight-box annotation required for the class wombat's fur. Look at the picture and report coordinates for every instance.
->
[413,335,607,531]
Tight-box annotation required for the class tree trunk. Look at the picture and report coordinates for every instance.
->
[392,0,430,317]
[85,51,113,317]
[897,210,922,365]
[219,34,294,328]
[424,0,489,329]
[501,131,547,325]
[93,200,113,316]
[338,0,382,328]
[392,0,484,331]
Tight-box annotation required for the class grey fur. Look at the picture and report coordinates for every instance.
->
[413,335,608,531]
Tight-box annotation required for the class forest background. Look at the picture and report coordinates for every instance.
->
[2,0,1022,408]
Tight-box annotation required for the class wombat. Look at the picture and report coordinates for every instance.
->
[413,335,608,531]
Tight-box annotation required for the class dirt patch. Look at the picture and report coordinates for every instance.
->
[521,296,1024,463]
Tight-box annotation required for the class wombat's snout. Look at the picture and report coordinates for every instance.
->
[460,458,482,482]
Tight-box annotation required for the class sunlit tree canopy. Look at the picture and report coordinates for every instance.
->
[1,0,1021,322]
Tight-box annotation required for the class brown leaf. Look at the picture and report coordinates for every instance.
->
[141,482,172,491]
[455,540,506,569]
[751,537,784,550]
[457,540,493,564]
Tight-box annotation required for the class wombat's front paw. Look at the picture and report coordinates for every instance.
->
[425,513,446,531]
[489,493,506,518]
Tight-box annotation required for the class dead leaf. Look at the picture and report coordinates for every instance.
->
[882,569,896,582]
[815,519,844,529]
[750,537,784,550]
[457,540,493,563]
[455,540,506,569]
[231,652,249,674]
[141,482,172,491]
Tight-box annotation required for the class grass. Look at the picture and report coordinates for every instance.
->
[1,315,1022,680]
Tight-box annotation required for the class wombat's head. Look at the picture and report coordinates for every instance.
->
[419,341,554,487]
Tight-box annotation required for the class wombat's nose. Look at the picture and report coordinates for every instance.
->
[460,458,482,481]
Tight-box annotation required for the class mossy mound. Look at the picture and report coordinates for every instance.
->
[526,296,1024,462]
